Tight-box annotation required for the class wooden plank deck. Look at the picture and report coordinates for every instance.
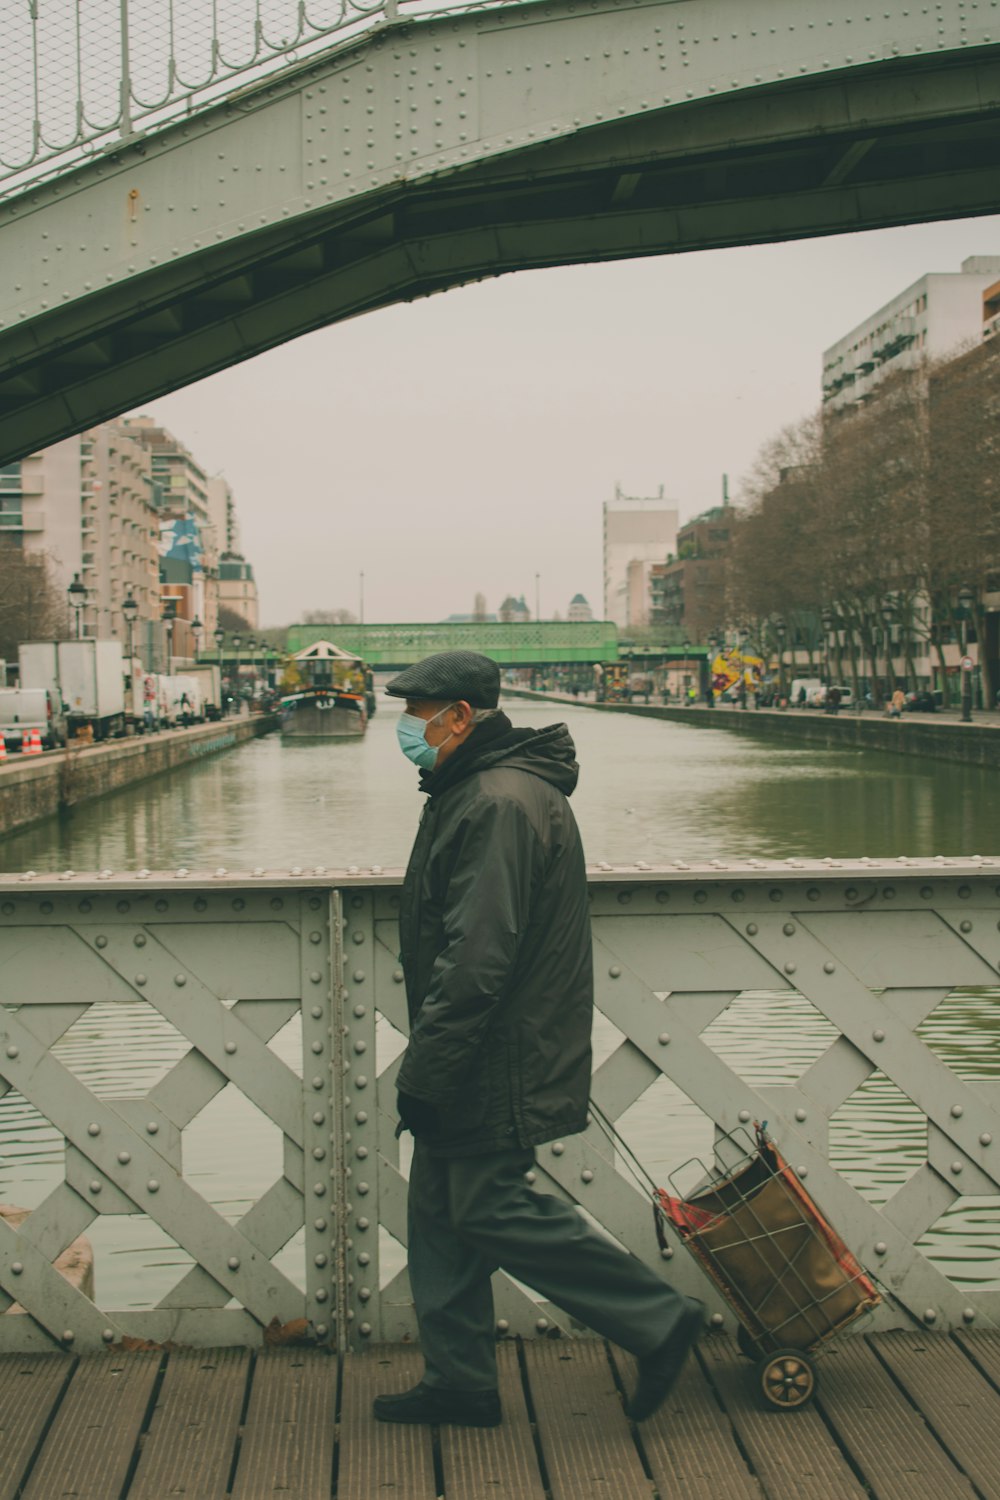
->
[1,1331,999,1499]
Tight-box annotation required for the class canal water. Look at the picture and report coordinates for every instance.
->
[2,697,998,1308]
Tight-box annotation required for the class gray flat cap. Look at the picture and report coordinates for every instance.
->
[385,650,501,708]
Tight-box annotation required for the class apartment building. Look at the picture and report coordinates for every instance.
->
[822,255,1000,411]
[603,485,678,630]
[649,506,731,642]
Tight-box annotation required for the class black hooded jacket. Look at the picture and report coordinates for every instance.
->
[396,713,594,1156]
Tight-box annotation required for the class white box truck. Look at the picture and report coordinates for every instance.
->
[21,640,126,740]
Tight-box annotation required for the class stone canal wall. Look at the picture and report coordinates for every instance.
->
[0,716,277,837]
[503,691,1000,770]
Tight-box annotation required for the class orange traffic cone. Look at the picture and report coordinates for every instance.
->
[23,728,42,756]
[0,735,6,763]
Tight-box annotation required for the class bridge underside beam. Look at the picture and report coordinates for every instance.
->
[1,48,998,463]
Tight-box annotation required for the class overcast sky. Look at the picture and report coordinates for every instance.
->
[126,213,1000,628]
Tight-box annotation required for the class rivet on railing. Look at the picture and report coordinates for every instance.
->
[660,1245,673,1259]
[310,972,322,985]
[315,1254,328,1268]
[608,965,621,978]
[525,1171,536,1185]
[60,871,75,880]
[354,1040,367,1055]
[581,1169,594,1183]
[497,1319,510,1333]
[225,1041,237,1055]
[356,1217,370,1230]
[963,1307,976,1323]
[316,1288,329,1302]
[355,1111,367,1125]
[796,1166,808,1179]
[393,969,404,983]
[874,1242,887,1255]
[359,1322,372,1336]
[89,1180,101,1194]
[536,1318,550,1331]
[311,1077,323,1090]
[10,1262,22,1276]
[176,868,189,878]
[746,923,758,936]
[174,974,186,987]
[87,1122,100,1136]
[312,1111,325,1126]
[951,1161,963,1175]
[252,867,264,877]
[795,1108,807,1122]
[823,961,836,974]
[359,1287,371,1301]
[313,1147,325,1161]
[784,962,797,975]
[313,1183,326,1196]
[314,866,327,876]
[783,923,796,936]
[147,1180,159,1194]
[228,1256,240,1271]
[61,1330,74,1343]
[923,1308,937,1324]
[981,1133,993,1147]
[95,935,107,949]
[738,1110,751,1123]
[314,1219,327,1233]
[291,867,303,877]
[710,1312,724,1328]
[316,1323,329,1338]
[960,920,973,933]
[358,1252,370,1267]
[951,1104,964,1118]
[135,974,147,986]
[5,1045,18,1060]
[214,867,227,877]
[134,934,146,948]
[102,1328,114,1343]
[872,1029,885,1043]
[357,1182,370,1195]
[146,1122,158,1135]
[117,1151,130,1165]
[552,1142,564,1155]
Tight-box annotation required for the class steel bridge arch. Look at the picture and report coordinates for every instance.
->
[1,0,998,462]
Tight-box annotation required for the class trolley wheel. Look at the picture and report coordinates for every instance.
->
[737,1323,764,1360]
[757,1349,817,1410]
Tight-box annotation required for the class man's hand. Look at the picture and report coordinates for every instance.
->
[396,1091,440,1137]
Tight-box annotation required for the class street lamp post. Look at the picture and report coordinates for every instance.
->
[880,598,895,703]
[190,616,203,663]
[232,634,242,709]
[706,633,718,708]
[958,585,974,723]
[774,618,787,704]
[68,573,87,639]
[121,590,138,691]
[164,616,174,674]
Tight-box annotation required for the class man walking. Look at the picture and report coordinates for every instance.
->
[375,650,701,1428]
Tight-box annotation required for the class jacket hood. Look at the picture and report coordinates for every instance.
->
[421,716,579,798]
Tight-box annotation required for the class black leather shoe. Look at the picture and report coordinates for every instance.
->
[626,1299,704,1421]
[373,1381,502,1426]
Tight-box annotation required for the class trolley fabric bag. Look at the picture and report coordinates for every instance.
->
[656,1127,879,1351]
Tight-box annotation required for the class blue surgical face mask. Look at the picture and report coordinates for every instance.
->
[396,704,456,769]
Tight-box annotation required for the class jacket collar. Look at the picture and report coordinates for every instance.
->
[418,712,516,798]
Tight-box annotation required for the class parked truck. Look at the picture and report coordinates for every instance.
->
[0,687,65,750]
[184,663,222,720]
[20,640,126,741]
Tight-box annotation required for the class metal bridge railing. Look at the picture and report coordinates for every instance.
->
[0,0,505,199]
[1,861,999,1354]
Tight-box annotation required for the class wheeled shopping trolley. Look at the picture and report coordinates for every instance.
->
[656,1124,880,1409]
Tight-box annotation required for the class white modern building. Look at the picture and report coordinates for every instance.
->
[602,485,678,630]
[567,592,593,622]
[822,255,1000,410]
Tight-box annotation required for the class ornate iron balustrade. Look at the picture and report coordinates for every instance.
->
[0,0,497,193]
[0,861,998,1355]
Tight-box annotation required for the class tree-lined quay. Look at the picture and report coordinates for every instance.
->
[720,341,1000,712]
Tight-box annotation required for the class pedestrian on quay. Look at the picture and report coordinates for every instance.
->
[887,685,906,718]
[375,650,702,1429]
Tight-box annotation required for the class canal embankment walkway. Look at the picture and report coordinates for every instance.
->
[3,1331,999,1499]
[0,714,277,837]
[504,690,1000,770]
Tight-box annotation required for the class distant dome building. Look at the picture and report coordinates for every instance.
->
[567,593,593,622]
[498,594,531,623]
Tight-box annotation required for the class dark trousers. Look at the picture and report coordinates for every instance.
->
[408,1141,689,1391]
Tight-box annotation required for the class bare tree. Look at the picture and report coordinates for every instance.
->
[302,608,358,626]
[0,541,69,666]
